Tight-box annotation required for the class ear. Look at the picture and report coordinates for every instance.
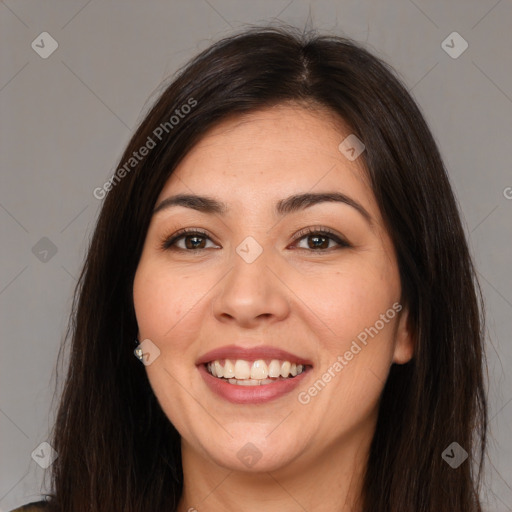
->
[392,305,414,364]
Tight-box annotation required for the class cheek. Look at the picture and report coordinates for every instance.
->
[294,258,400,351]
[133,262,204,431]
[133,261,205,342]
[293,257,400,418]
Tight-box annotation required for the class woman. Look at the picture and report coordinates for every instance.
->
[13,25,487,512]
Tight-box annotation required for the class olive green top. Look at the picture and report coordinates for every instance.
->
[9,501,48,512]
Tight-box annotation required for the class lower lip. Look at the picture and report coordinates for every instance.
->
[198,364,310,404]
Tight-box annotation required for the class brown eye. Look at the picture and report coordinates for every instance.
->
[160,227,350,252]
[161,229,219,251]
[292,227,351,251]
[304,234,331,250]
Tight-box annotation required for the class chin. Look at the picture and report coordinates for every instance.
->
[196,433,308,474]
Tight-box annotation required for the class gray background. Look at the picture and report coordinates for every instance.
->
[1,0,511,510]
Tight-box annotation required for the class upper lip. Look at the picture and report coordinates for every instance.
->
[196,344,313,366]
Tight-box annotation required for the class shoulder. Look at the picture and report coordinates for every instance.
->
[9,500,49,512]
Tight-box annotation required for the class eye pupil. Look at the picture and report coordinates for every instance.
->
[308,235,328,249]
[185,235,206,249]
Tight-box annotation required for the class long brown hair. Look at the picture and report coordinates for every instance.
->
[44,25,487,511]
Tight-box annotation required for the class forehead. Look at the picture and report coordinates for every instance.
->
[158,104,375,216]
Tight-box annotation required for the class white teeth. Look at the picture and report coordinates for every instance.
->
[237,379,259,386]
[214,360,224,378]
[228,378,274,386]
[250,360,268,380]
[207,358,307,383]
[268,360,281,378]
[223,359,235,378]
[234,360,251,379]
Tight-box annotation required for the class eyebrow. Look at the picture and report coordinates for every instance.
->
[153,192,372,226]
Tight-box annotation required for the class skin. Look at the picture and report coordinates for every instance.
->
[133,103,414,511]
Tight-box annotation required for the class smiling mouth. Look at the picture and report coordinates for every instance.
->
[205,358,311,386]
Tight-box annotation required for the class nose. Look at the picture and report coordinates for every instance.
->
[212,246,290,329]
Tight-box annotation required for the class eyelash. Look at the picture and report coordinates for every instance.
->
[159,226,351,253]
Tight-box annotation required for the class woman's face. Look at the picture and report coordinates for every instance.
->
[133,104,413,474]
